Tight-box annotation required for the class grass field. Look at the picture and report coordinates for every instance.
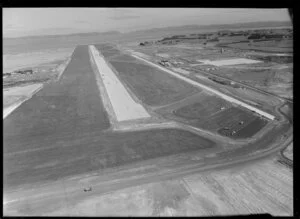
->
[4,45,215,190]
[218,117,268,139]
[110,54,140,62]
[101,49,121,58]
[4,128,215,188]
[224,40,293,53]
[198,106,265,136]
[174,95,230,119]
[95,45,121,58]
[109,60,199,106]
[173,100,267,138]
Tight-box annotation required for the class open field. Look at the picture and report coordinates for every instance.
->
[4,45,216,190]
[3,57,72,89]
[223,39,293,53]
[110,54,140,63]
[94,44,122,58]
[176,102,268,139]
[193,62,293,100]
[89,45,150,122]
[196,58,262,66]
[108,60,199,106]
[132,54,275,120]
[130,38,293,100]
[198,106,263,130]
[173,94,230,119]
[171,67,190,75]
[152,88,269,139]
[3,48,74,73]
[4,128,215,189]
[5,157,292,216]
[182,158,292,216]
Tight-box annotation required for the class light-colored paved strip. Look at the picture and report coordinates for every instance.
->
[132,55,275,120]
[89,45,150,122]
[3,84,43,119]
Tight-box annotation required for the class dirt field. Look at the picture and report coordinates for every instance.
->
[198,106,262,130]
[196,58,262,66]
[110,54,139,63]
[14,157,291,216]
[108,60,199,106]
[171,67,190,75]
[3,48,73,73]
[177,102,267,139]
[173,94,230,119]
[224,39,293,53]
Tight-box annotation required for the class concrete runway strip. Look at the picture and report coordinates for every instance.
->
[90,45,150,122]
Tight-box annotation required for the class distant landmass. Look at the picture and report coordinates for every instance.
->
[4,31,122,40]
[131,21,292,33]
[3,21,292,54]
[4,21,291,40]
[123,21,292,38]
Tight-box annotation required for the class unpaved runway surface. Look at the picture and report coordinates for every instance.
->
[89,45,150,121]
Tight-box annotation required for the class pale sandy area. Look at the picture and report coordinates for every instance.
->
[44,158,292,216]
[196,58,262,66]
[89,45,150,122]
[3,83,43,119]
[3,48,73,73]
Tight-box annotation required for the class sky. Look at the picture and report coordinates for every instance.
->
[3,8,291,38]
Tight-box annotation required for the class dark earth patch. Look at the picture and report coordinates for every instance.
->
[109,61,199,106]
[4,129,215,188]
